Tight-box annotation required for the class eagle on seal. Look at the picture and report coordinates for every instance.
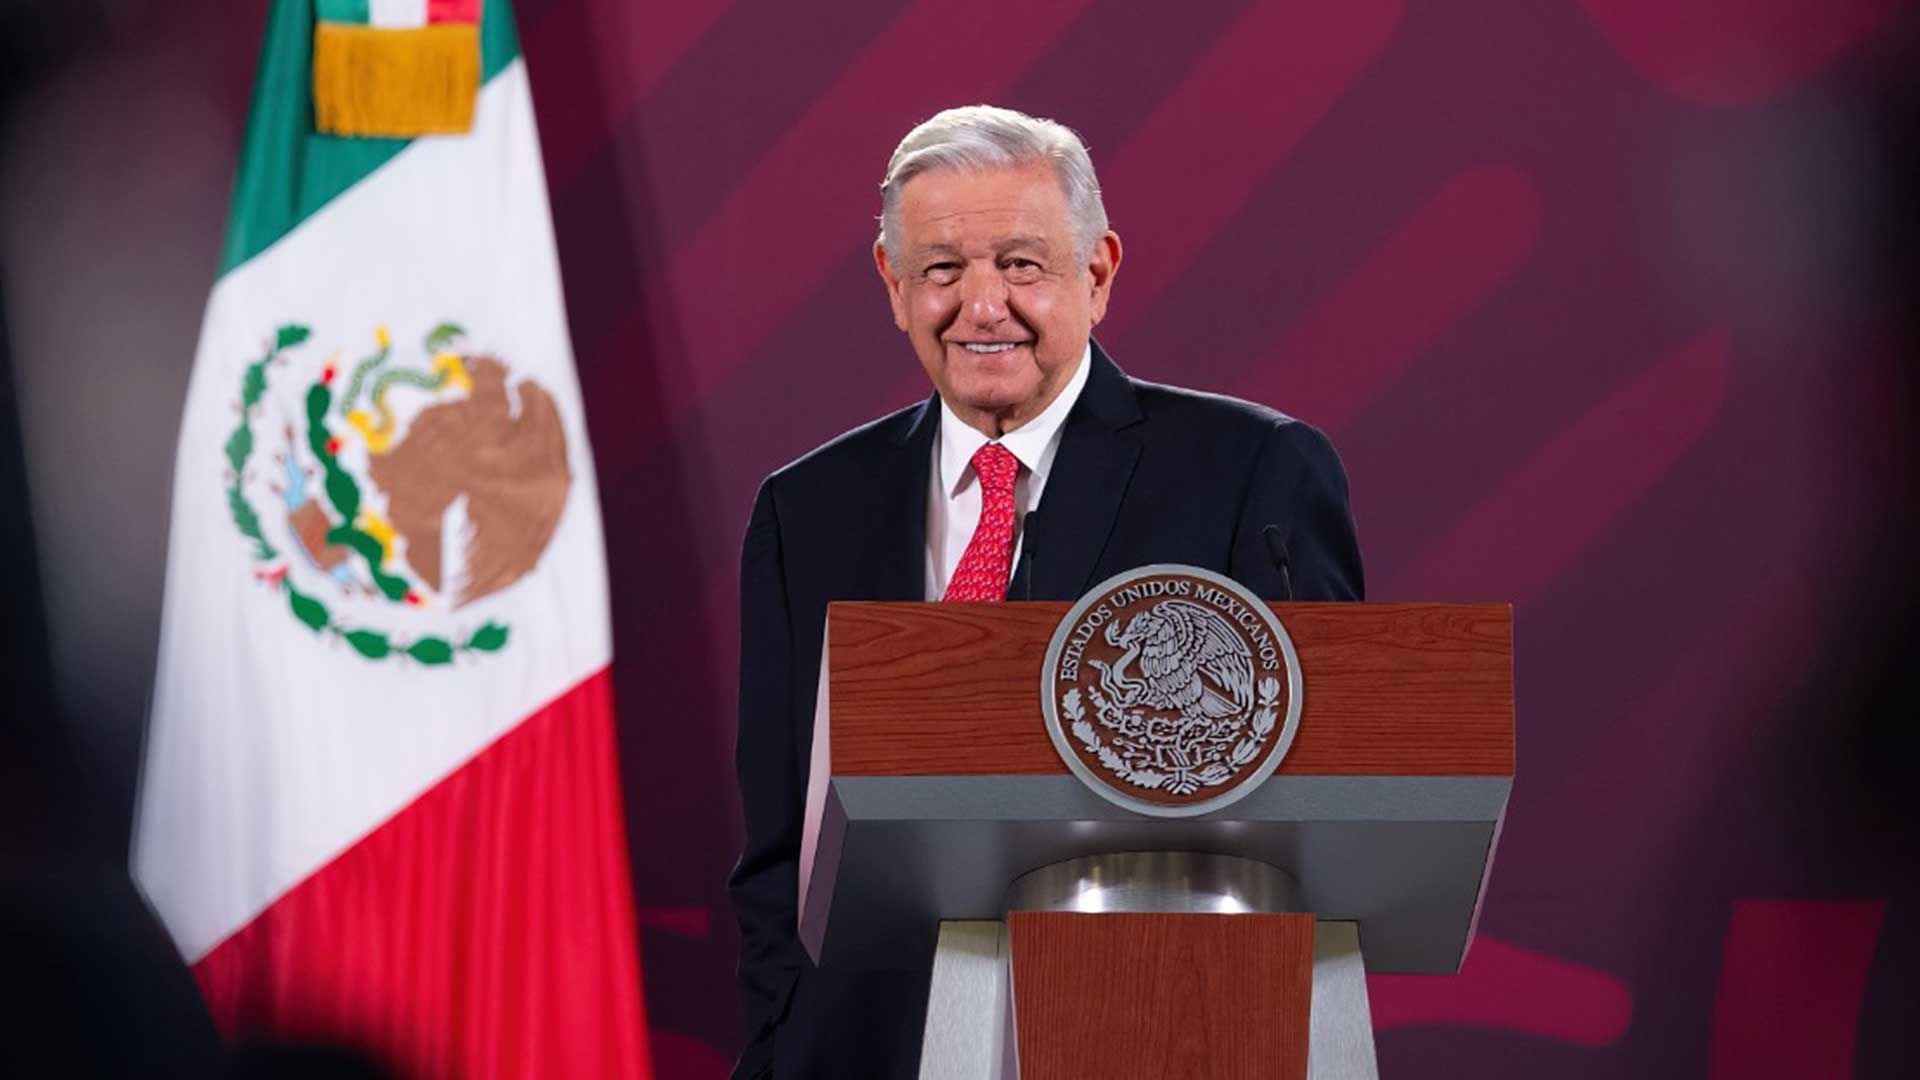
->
[1089,599,1255,721]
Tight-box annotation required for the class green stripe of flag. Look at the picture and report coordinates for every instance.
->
[315,0,370,23]
[218,0,521,276]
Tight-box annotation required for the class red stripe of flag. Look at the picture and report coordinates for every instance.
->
[193,668,651,1080]
[430,0,481,24]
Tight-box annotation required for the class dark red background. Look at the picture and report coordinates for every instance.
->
[3,1,1916,1076]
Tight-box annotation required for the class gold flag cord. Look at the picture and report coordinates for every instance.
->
[313,22,480,138]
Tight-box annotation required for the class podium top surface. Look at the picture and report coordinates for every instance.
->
[826,601,1513,779]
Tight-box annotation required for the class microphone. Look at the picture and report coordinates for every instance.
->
[1261,524,1294,602]
[1015,509,1043,600]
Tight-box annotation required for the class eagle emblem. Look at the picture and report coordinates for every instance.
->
[1091,600,1255,721]
[220,322,570,664]
[1042,565,1302,817]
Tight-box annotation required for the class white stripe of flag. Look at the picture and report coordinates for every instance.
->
[368,0,428,28]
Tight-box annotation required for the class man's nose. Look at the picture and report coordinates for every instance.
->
[957,263,1009,326]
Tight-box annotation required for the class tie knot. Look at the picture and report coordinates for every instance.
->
[971,442,1019,494]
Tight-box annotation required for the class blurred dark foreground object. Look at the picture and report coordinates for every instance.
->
[227,1041,403,1080]
[0,864,400,1080]
[0,857,222,1077]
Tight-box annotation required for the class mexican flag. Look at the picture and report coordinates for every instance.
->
[132,2,653,1076]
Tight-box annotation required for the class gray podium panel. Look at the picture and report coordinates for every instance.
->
[799,772,1508,973]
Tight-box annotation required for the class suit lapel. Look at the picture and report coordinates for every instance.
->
[1031,342,1143,600]
[874,394,938,601]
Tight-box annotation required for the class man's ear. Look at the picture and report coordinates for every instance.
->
[875,240,909,332]
[1086,230,1123,327]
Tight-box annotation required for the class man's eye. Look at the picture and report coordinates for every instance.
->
[924,264,960,283]
[1004,259,1042,281]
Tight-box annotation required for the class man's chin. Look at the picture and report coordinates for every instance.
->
[947,385,1032,417]
[944,358,1039,396]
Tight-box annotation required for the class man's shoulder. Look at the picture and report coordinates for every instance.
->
[1128,376,1332,452]
[1131,377,1291,427]
[761,399,926,495]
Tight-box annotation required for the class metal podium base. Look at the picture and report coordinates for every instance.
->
[1005,851,1301,915]
[917,853,1380,1080]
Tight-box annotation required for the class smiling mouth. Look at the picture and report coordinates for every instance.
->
[953,341,1028,354]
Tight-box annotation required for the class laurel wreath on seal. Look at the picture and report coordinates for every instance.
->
[1063,677,1282,797]
[222,323,510,665]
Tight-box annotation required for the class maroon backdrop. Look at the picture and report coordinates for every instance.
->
[521,2,1920,1075]
[9,1,1917,1077]
[531,1,1920,1075]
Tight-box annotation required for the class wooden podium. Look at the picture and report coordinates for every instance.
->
[798,600,1514,1079]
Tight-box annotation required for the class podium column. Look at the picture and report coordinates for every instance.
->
[918,853,1381,1080]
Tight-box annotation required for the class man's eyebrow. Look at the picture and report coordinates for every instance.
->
[906,236,1054,261]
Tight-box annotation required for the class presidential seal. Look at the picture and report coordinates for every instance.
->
[1041,565,1303,817]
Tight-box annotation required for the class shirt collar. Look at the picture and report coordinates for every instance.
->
[938,343,1092,497]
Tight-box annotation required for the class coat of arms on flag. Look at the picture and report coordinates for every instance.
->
[135,1,653,1075]
[224,320,570,663]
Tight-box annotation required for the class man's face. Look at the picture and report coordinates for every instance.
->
[876,162,1121,435]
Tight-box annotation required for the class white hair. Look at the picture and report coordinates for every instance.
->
[878,104,1109,266]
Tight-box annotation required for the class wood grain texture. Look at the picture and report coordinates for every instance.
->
[1008,911,1313,1080]
[827,602,1514,777]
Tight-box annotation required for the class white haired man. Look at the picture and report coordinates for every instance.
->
[728,105,1364,1078]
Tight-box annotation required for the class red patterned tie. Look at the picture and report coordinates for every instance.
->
[943,443,1020,602]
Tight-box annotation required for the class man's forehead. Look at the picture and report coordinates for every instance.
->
[899,168,1071,249]
[901,164,1067,217]
[908,232,1057,256]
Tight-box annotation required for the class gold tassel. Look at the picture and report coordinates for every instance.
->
[312,22,480,138]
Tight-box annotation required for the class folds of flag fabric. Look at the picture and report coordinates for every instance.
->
[132,2,652,1076]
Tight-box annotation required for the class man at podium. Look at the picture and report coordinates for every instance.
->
[728,105,1365,1079]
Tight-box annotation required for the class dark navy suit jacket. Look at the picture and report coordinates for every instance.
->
[727,344,1364,1078]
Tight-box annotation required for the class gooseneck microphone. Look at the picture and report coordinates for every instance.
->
[1261,524,1294,602]
[1015,509,1043,600]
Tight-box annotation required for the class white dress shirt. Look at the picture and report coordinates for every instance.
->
[924,344,1093,600]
